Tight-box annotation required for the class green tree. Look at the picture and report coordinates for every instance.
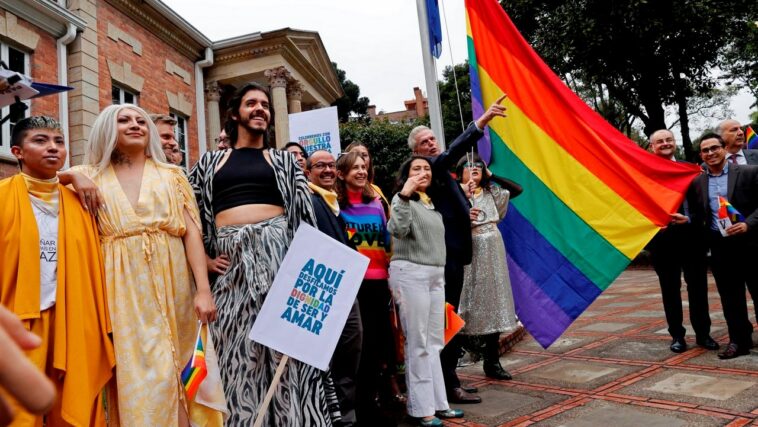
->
[339,119,422,195]
[722,20,758,109]
[331,62,370,123]
[502,0,754,161]
[438,62,472,144]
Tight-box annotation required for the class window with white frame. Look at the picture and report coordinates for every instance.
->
[0,44,30,158]
[170,112,188,169]
[111,84,138,105]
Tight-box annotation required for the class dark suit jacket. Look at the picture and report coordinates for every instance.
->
[427,123,484,265]
[694,163,758,246]
[743,149,758,165]
[648,172,707,254]
[310,192,354,249]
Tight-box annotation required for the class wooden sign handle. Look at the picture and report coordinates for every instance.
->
[252,354,289,427]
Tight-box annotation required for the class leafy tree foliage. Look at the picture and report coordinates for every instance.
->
[722,20,758,110]
[331,62,370,123]
[501,0,754,161]
[339,119,423,196]
[438,62,473,144]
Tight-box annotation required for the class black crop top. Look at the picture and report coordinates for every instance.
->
[212,147,284,215]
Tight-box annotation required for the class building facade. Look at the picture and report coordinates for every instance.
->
[367,86,428,123]
[0,0,343,178]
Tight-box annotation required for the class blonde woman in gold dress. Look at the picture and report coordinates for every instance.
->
[61,104,221,426]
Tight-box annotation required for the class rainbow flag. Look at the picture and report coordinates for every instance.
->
[746,125,758,150]
[718,196,744,222]
[181,324,208,401]
[465,0,702,347]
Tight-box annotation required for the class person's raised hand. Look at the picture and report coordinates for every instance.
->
[467,179,477,197]
[475,93,508,129]
[400,175,424,198]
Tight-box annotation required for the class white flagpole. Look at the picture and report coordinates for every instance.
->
[416,0,446,150]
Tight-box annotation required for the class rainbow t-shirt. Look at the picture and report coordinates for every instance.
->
[341,192,391,280]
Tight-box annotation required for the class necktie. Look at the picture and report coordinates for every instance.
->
[730,154,739,164]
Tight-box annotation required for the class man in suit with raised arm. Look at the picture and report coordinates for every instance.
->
[407,94,507,404]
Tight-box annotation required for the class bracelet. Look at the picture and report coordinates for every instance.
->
[398,193,412,201]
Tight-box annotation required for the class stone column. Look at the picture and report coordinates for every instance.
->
[287,81,303,114]
[264,66,291,148]
[67,0,100,166]
[205,80,222,148]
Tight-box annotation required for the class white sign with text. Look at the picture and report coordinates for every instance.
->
[249,223,368,370]
[288,106,340,158]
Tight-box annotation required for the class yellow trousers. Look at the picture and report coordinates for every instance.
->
[6,309,109,427]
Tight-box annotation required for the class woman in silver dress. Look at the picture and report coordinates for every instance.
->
[456,154,523,380]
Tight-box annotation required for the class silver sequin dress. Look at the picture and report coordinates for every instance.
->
[459,185,519,335]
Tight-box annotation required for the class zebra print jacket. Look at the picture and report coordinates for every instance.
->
[187,148,317,259]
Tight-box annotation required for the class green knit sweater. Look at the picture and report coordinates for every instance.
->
[387,194,447,267]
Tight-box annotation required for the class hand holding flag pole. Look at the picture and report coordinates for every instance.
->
[717,196,748,236]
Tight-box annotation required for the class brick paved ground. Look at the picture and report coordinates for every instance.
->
[399,269,758,426]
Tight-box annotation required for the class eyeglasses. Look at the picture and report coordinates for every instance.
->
[464,162,484,169]
[312,162,336,170]
[700,145,723,154]
[214,137,229,144]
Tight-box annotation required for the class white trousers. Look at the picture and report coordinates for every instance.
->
[389,260,449,418]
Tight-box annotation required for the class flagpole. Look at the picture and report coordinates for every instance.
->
[416,0,446,150]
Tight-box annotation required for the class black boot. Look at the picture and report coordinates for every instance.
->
[482,333,512,380]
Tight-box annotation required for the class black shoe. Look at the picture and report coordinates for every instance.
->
[696,336,720,350]
[718,342,751,359]
[460,385,478,394]
[670,337,687,353]
[483,362,512,380]
[446,387,482,404]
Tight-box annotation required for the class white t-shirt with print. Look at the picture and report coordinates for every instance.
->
[30,197,58,311]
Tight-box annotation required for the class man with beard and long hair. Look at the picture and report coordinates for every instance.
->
[188,82,340,426]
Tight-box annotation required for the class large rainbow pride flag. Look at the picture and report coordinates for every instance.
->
[465,0,702,347]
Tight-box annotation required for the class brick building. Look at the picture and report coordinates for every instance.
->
[367,86,428,123]
[0,0,343,178]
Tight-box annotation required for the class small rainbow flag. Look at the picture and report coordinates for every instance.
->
[718,196,744,222]
[466,0,702,347]
[181,325,208,401]
[746,125,758,150]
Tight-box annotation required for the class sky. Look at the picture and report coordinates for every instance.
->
[162,0,753,131]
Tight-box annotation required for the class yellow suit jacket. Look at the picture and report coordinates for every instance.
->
[0,175,115,426]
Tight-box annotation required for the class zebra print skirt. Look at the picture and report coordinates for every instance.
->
[212,216,340,426]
